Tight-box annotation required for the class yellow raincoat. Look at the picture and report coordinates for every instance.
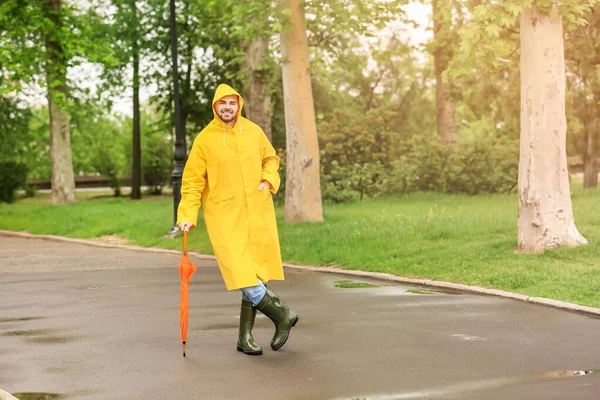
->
[176,84,284,290]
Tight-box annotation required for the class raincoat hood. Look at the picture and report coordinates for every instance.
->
[212,83,244,124]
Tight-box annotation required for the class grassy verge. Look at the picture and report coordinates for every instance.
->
[2,188,600,307]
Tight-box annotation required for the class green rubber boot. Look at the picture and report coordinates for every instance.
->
[255,286,299,350]
[236,299,263,355]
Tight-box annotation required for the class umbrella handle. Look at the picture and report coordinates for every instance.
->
[183,231,188,254]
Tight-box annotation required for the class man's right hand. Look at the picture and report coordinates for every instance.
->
[178,222,193,232]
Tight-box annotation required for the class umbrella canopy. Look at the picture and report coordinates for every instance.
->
[179,231,197,357]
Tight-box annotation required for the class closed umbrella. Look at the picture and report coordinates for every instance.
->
[179,231,197,357]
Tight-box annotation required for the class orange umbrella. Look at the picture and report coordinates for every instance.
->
[179,231,197,357]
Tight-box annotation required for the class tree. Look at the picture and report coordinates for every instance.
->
[147,0,241,147]
[432,0,458,147]
[45,0,77,204]
[452,0,597,252]
[242,35,274,141]
[518,4,588,252]
[280,0,323,222]
[233,0,277,142]
[98,0,156,200]
[565,5,600,188]
[0,0,112,204]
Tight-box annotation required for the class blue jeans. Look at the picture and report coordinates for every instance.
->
[240,279,266,305]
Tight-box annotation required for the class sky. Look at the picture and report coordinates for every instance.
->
[20,1,432,117]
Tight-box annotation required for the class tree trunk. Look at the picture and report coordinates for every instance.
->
[45,0,76,205]
[432,0,458,147]
[131,0,142,200]
[583,117,599,188]
[518,5,587,252]
[243,36,273,142]
[280,0,323,223]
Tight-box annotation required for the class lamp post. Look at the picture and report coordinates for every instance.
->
[167,0,186,236]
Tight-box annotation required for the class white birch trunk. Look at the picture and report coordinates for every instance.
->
[518,5,586,252]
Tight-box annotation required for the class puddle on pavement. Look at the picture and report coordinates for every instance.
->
[335,280,380,289]
[406,289,433,295]
[12,393,63,400]
[328,276,462,296]
[2,329,80,344]
[336,369,594,399]
[0,317,43,323]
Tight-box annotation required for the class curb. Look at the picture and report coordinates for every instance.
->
[2,229,600,318]
[0,388,18,400]
[0,230,217,261]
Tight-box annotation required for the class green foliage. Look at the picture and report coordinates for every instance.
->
[77,109,129,197]
[564,5,600,166]
[392,136,451,194]
[446,137,519,195]
[0,0,114,99]
[452,0,600,79]
[390,135,519,195]
[0,96,33,163]
[0,161,28,203]
[318,109,397,202]
[1,105,51,181]
[312,107,518,201]
[143,134,173,195]
[91,140,127,197]
[322,161,388,203]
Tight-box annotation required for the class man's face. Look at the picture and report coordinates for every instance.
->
[216,95,239,123]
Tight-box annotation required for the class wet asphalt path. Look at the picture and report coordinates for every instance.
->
[1,236,599,400]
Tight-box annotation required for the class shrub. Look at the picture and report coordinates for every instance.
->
[318,109,397,202]
[0,161,28,203]
[446,137,519,195]
[390,136,452,194]
[388,135,519,195]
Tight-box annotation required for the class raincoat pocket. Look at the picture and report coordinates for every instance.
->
[263,190,275,212]
[205,191,233,218]
[210,191,234,203]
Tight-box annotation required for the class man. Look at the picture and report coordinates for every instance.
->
[177,83,298,356]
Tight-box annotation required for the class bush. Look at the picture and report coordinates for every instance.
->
[318,109,397,202]
[390,136,452,194]
[275,114,518,204]
[321,161,387,202]
[446,137,519,195]
[388,135,519,195]
[0,161,28,203]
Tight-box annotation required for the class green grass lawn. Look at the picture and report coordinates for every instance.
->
[2,187,600,308]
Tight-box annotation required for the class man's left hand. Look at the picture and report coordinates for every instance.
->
[258,181,272,192]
